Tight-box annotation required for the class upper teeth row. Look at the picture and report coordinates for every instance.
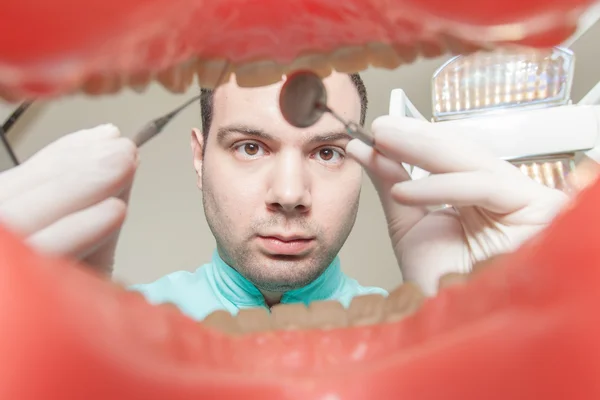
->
[76,37,486,96]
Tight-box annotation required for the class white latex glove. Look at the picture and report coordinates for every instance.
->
[347,116,569,295]
[0,124,138,275]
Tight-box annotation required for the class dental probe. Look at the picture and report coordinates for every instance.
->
[131,94,201,147]
[0,101,34,167]
[278,70,375,147]
[132,62,231,147]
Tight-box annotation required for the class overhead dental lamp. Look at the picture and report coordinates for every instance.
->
[389,45,600,193]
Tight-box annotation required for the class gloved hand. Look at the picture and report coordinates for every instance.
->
[346,116,569,295]
[0,124,138,275]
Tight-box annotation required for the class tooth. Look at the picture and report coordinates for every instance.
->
[438,272,470,290]
[440,33,483,56]
[471,255,502,276]
[347,294,386,326]
[157,60,196,93]
[393,43,419,64]
[308,300,347,329]
[235,60,286,88]
[0,85,21,102]
[126,70,155,93]
[383,282,425,322]
[81,73,109,95]
[159,301,182,313]
[329,46,369,73]
[106,75,125,94]
[418,37,446,59]
[202,309,240,335]
[196,59,233,89]
[289,53,333,79]
[82,73,122,95]
[236,307,272,333]
[271,303,311,330]
[367,43,402,70]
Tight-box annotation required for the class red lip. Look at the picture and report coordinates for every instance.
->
[257,235,315,256]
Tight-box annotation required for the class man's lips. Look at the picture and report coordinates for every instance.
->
[257,235,316,256]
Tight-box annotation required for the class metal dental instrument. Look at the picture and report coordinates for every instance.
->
[279,70,375,146]
[132,94,201,147]
[132,62,231,147]
[0,101,34,168]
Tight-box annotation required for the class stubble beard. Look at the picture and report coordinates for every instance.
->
[201,174,360,293]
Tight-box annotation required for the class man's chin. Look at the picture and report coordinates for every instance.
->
[255,251,316,273]
[241,252,326,291]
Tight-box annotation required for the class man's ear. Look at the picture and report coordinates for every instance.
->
[190,127,204,189]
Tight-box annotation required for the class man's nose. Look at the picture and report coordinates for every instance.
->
[265,152,312,214]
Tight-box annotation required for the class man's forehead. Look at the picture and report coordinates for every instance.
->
[211,72,361,133]
[214,72,359,108]
[214,76,280,107]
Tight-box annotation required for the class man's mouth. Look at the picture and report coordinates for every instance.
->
[0,0,589,101]
[257,234,316,256]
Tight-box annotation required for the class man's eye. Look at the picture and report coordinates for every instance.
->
[233,142,265,159]
[315,147,343,164]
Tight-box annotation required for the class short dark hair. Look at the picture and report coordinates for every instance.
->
[199,73,368,140]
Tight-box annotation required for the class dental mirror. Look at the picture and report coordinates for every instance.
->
[279,70,328,128]
[279,70,375,146]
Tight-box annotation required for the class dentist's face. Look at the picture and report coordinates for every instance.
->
[192,72,363,292]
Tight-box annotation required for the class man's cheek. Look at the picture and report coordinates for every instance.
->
[216,179,265,222]
[316,178,361,208]
[314,191,358,228]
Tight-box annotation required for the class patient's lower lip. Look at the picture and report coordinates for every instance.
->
[258,236,314,255]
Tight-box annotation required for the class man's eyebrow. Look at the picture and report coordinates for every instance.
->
[307,131,352,144]
[216,125,276,143]
[216,126,351,145]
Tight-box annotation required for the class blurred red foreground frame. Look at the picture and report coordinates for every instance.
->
[0,0,596,98]
[1,1,600,399]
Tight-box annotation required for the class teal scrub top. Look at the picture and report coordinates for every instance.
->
[130,251,388,321]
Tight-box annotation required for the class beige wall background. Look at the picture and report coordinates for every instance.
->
[1,21,599,291]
